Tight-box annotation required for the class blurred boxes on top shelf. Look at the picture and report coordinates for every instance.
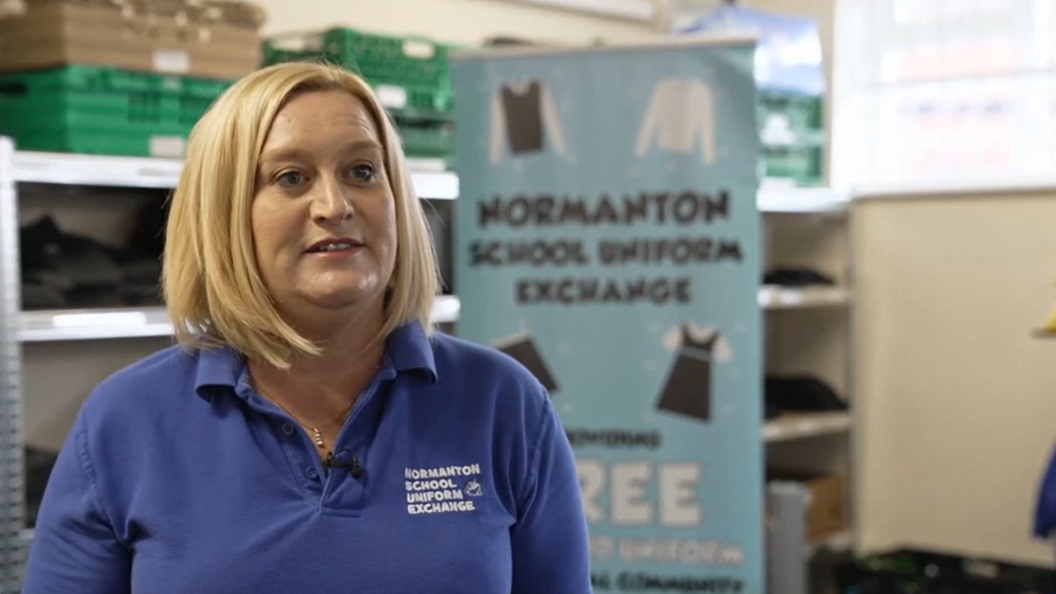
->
[0,0,265,79]
[675,5,827,187]
[264,27,457,169]
[0,0,264,157]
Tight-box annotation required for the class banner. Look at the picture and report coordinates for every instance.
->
[452,39,763,593]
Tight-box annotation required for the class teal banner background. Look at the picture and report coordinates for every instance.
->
[452,40,763,593]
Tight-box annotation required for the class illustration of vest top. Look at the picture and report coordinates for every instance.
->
[490,79,568,164]
[656,325,720,422]
[636,77,717,165]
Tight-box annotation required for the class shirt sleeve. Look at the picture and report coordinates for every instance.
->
[21,412,131,594]
[510,395,592,594]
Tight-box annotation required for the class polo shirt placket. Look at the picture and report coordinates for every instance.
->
[236,360,400,517]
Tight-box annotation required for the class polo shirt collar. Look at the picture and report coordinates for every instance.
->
[386,321,438,384]
[193,321,437,402]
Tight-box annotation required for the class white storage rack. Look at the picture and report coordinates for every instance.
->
[760,184,856,594]
[0,142,854,591]
[759,185,854,449]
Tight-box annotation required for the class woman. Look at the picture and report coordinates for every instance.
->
[22,62,591,594]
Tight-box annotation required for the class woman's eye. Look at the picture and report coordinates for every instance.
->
[277,171,304,186]
[351,164,377,182]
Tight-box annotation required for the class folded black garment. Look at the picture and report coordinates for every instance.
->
[124,199,168,260]
[122,282,163,306]
[765,375,848,413]
[763,267,836,287]
[765,401,783,420]
[21,282,67,309]
[65,286,126,308]
[21,216,123,289]
[20,215,167,308]
[113,256,162,285]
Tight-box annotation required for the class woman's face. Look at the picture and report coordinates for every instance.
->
[251,89,397,322]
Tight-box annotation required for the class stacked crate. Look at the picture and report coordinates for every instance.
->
[0,0,264,158]
[758,91,825,187]
[264,27,456,167]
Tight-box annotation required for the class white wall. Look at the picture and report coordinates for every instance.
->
[751,0,1056,566]
[257,0,662,45]
[854,192,1056,565]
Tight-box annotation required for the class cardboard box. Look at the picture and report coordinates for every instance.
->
[802,474,849,543]
[771,472,849,543]
[0,0,263,80]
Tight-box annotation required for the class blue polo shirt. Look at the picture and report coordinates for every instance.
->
[22,323,591,594]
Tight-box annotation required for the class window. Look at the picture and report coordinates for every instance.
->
[833,0,1056,190]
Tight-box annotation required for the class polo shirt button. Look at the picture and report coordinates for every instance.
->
[282,423,295,436]
[305,467,319,480]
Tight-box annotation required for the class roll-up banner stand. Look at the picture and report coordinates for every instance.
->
[452,36,763,593]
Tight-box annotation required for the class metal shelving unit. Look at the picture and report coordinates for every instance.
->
[12,151,460,199]
[0,142,461,591]
[18,296,461,343]
[0,139,26,592]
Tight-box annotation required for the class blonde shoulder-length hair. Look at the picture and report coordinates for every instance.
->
[163,62,440,369]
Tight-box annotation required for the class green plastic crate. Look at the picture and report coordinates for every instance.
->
[762,143,824,186]
[396,120,454,159]
[264,27,454,120]
[0,66,233,157]
[758,91,823,145]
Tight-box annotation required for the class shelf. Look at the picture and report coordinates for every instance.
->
[13,151,183,189]
[411,170,460,201]
[759,286,850,310]
[18,307,175,342]
[11,151,460,199]
[12,150,853,208]
[432,294,461,324]
[18,296,462,342]
[764,412,852,443]
[809,529,854,555]
[757,185,850,214]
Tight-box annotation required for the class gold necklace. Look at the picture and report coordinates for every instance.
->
[258,387,355,450]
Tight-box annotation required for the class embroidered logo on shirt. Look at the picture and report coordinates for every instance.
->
[404,465,482,515]
[464,480,483,497]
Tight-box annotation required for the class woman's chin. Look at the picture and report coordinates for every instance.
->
[297,284,384,313]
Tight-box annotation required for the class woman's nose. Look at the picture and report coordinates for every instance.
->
[311,175,353,222]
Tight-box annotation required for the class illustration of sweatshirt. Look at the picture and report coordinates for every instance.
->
[490,79,568,164]
[635,77,716,165]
